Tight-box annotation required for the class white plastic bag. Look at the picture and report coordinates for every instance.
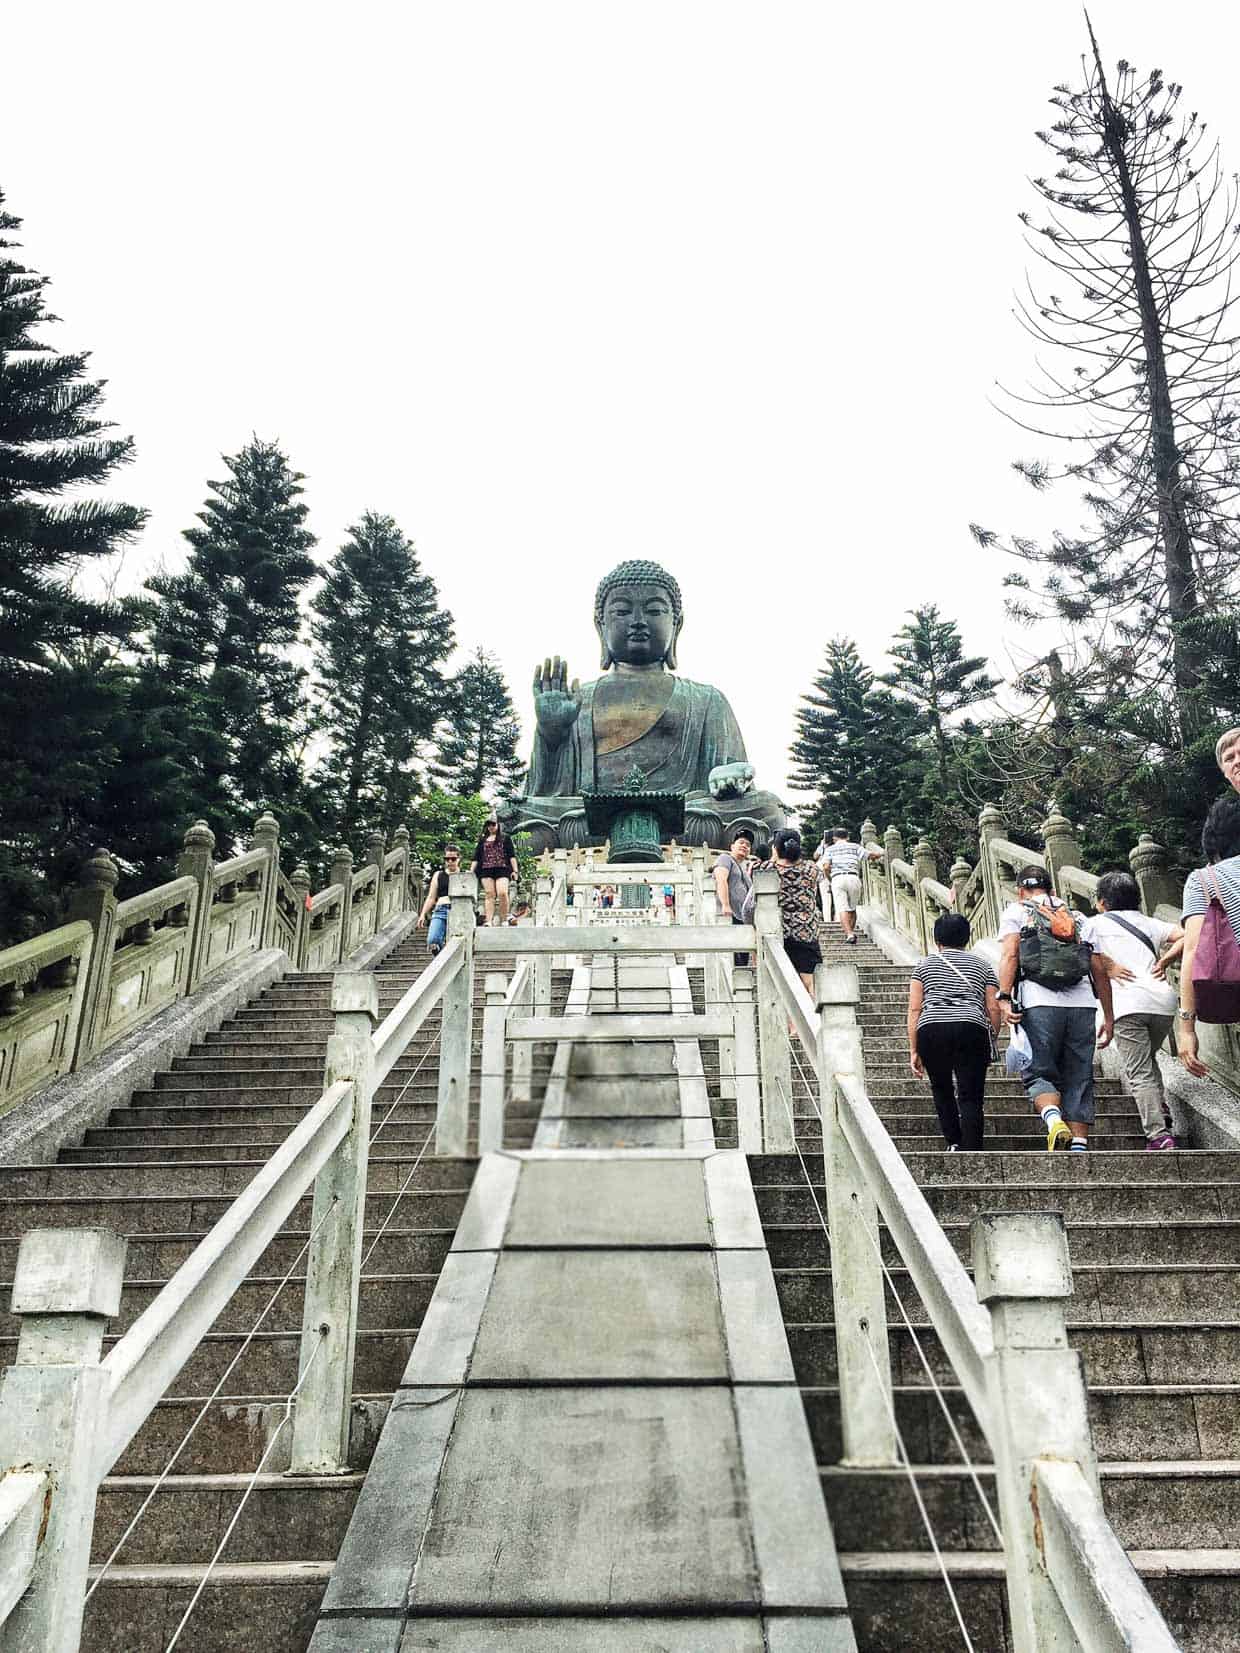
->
[1005,1023,1032,1076]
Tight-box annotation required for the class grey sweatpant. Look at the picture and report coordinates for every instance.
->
[1112,1012,1174,1138]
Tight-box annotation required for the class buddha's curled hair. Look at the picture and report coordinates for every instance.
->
[593,561,684,629]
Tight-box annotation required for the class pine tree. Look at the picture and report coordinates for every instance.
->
[788,639,920,839]
[0,189,148,941]
[432,648,525,801]
[146,439,317,850]
[311,512,454,838]
[880,607,999,789]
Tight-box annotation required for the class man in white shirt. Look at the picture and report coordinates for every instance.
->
[1088,870,1184,1149]
[821,827,884,946]
[997,865,1114,1153]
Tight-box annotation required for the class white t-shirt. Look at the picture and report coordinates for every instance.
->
[998,898,1096,1010]
[1083,911,1176,1019]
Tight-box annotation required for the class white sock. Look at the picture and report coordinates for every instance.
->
[1040,1104,1063,1127]
[1069,1138,1087,1152]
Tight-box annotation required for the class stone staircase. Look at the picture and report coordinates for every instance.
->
[753,925,1238,1651]
[0,932,566,1651]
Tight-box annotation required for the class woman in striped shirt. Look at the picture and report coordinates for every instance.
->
[907,912,1001,1152]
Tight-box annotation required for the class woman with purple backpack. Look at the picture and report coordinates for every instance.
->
[1178,793,1240,1078]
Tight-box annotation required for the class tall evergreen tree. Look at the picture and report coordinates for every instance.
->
[788,638,920,839]
[0,190,148,941]
[311,512,454,838]
[432,648,525,802]
[880,607,998,789]
[146,438,317,851]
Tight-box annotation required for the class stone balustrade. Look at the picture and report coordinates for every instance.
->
[0,814,421,1115]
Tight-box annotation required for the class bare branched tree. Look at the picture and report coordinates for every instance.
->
[971,20,1240,744]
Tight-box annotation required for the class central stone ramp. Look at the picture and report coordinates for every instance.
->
[315,1149,852,1649]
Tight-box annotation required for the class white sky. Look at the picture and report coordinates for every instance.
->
[4,1,1238,817]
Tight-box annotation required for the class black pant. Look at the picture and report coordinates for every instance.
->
[916,1021,990,1151]
[732,915,749,967]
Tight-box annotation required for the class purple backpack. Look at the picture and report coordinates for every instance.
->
[1190,866,1240,1024]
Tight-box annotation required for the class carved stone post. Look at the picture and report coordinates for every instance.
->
[1040,802,1084,903]
[366,829,386,934]
[533,876,553,1014]
[911,837,938,953]
[815,964,897,1467]
[479,972,508,1154]
[436,873,477,1155]
[391,824,412,912]
[178,820,216,992]
[251,812,281,950]
[67,849,120,1065]
[950,856,973,915]
[329,846,354,964]
[977,803,1008,939]
[1129,833,1179,915]
[881,826,904,925]
[290,973,378,1474]
[0,1227,127,1651]
[290,865,312,969]
[972,1211,1101,1652]
[731,966,762,1152]
[753,867,793,1151]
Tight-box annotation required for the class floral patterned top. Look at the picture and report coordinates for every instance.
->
[749,858,822,945]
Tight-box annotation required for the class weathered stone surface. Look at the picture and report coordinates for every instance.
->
[469,1252,726,1380]
[408,1387,756,1610]
[506,1158,710,1246]
[399,1618,766,1650]
[560,1076,682,1116]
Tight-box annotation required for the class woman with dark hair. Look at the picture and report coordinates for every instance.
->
[769,828,823,992]
[907,911,1001,1152]
[1179,792,1240,1076]
[469,817,519,927]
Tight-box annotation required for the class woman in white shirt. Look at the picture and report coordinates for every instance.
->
[1087,871,1184,1150]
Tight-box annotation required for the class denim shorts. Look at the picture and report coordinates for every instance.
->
[1021,1003,1097,1123]
[427,906,448,952]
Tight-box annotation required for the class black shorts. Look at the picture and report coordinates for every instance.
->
[479,868,511,885]
[784,936,822,976]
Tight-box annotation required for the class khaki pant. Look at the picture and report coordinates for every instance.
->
[1113,1012,1174,1138]
[831,873,862,914]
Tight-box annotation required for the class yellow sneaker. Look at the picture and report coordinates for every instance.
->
[1046,1118,1073,1153]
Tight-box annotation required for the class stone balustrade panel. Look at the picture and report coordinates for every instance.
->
[98,877,200,1052]
[0,922,94,1111]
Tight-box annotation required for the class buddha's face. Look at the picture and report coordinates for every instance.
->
[600,582,677,667]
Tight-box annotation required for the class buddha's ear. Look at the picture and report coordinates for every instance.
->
[596,619,613,671]
[666,616,682,672]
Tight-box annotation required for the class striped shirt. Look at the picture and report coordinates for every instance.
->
[826,840,865,878]
[912,949,998,1031]
[1184,856,1240,944]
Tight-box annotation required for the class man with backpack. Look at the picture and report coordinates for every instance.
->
[997,865,1114,1153]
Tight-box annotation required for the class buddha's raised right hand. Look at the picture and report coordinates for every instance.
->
[533,657,581,747]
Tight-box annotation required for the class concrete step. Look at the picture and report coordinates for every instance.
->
[754,1179,1240,1224]
[80,1560,331,1653]
[0,1187,470,1236]
[0,1156,478,1198]
[92,1474,363,1565]
[763,1218,1240,1268]
[110,1390,393,1477]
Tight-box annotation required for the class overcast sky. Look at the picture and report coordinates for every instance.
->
[4,1,1238,818]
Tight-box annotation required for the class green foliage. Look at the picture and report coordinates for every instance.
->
[0,190,149,942]
[146,438,318,857]
[432,647,525,802]
[410,789,493,871]
[311,512,454,840]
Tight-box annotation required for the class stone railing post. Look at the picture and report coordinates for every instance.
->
[365,829,386,934]
[972,1211,1100,1652]
[533,876,553,1014]
[511,966,533,1108]
[329,846,354,964]
[67,848,120,1065]
[178,819,217,992]
[391,825,412,912]
[1040,802,1084,904]
[436,873,477,1155]
[858,819,886,918]
[0,1227,127,1651]
[250,811,281,949]
[752,867,793,1151]
[731,965,762,1151]
[882,826,904,925]
[1129,833,1179,915]
[977,803,1008,939]
[815,963,897,1466]
[289,865,312,969]
[479,973,508,1154]
[950,856,973,914]
[911,837,938,952]
[290,973,378,1474]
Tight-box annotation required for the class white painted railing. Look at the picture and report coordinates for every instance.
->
[750,877,1178,1651]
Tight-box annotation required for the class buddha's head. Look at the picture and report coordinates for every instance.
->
[594,560,683,670]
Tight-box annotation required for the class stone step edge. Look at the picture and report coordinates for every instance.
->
[822,1459,1240,1479]
[838,1549,1240,1577]
[85,1560,335,1585]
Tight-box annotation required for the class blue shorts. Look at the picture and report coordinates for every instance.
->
[427,906,448,952]
[1021,1003,1097,1124]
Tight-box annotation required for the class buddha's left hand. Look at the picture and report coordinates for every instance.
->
[708,763,755,800]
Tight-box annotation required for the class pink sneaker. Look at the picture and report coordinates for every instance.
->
[1146,1131,1177,1151]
